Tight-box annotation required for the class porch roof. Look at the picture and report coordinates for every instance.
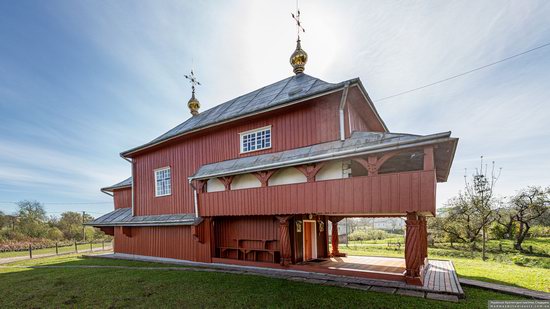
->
[86,208,202,227]
[101,177,132,192]
[190,131,458,182]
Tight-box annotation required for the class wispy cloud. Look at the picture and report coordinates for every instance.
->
[1,0,550,215]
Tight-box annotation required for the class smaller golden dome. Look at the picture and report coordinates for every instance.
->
[188,93,200,116]
[290,39,308,74]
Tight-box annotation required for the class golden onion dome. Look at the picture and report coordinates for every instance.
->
[187,92,200,116]
[290,39,308,74]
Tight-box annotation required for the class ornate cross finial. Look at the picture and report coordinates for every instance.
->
[184,69,201,94]
[289,2,308,74]
[184,69,201,116]
[291,6,305,40]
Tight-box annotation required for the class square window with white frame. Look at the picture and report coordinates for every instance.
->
[154,167,171,197]
[240,126,271,153]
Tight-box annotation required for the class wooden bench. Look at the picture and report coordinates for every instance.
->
[218,239,280,263]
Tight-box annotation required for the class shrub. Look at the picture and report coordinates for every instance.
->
[348,229,388,241]
[529,226,550,238]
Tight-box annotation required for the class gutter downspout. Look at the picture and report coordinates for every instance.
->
[121,156,134,217]
[339,82,350,141]
[189,180,199,218]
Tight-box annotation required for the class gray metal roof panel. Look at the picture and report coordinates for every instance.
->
[121,74,351,156]
[101,177,132,192]
[87,208,201,226]
[191,131,454,180]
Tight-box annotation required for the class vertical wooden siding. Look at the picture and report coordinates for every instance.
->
[114,225,212,263]
[214,216,279,262]
[199,170,437,217]
[133,93,343,216]
[113,188,132,209]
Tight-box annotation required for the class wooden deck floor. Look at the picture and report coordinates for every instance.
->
[303,256,463,296]
[306,256,406,275]
[424,259,464,295]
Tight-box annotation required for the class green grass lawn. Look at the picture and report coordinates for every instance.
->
[0,242,112,259]
[0,254,528,308]
[339,237,550,292]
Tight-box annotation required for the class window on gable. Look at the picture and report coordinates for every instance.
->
[240,126,271,153]
[154,167,171,197]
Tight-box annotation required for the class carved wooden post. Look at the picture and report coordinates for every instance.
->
[219,176,234,191]
[296,163,326,182]
[405,212,424,285]
[276,216,292,266]
[253,170,276,187]
[329,217,345,257]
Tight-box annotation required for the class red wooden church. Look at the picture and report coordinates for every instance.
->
[90,37,458,285]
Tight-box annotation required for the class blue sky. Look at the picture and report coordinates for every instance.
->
[1,1,550,217]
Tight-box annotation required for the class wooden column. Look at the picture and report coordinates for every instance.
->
[253,170,276,187]
[405,212,424,285]
[219,176,234,191]
[329,217,346,257]
[276,216,292,266]
[296,162,326,182]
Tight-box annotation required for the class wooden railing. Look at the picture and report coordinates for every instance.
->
[199,170,436,217]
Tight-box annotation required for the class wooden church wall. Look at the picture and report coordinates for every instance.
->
[113,188,132,209]
[113,225,212,263]
[132,92,344,216]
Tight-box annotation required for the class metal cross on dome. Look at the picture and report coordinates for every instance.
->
[184,69,201,94]
[291,6,305,40]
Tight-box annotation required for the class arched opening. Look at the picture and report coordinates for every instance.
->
[206,178,225,192]
[315,160,345,181]
[231,173,262,190]
[378,150,424,174]
[350,160,369,177]
[268,167,307,186]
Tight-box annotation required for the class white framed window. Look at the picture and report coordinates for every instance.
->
[154,167,171,197]
[240,126,272,153]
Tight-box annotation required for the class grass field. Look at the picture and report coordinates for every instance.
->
[0,254,529,308]
[339,237,550,292]
[0,242,112,259]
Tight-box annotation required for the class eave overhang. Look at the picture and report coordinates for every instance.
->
[189,131,458,183]
[86,208,202,227]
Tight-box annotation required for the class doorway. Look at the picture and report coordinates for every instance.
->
[303,220,317,261]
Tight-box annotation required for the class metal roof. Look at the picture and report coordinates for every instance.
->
[87,208,202,227]
[121,74,364,157]
[190,131,458,182]
[101,177,132,192]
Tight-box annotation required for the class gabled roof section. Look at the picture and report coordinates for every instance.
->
[121,74,386,157]
[86,208,202,227]
[101,177,132,192]
[190,131,458,182]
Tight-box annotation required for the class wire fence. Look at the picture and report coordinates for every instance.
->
[0,240,113,260]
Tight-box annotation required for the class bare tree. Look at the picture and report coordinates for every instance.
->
[510,186,550,251]
[464,157,501,260]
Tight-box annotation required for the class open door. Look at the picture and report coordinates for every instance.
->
[303,221,317,261]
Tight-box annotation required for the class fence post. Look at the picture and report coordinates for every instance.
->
[75,241,78,253]
[499,243,502,252]
[90,241,93,252]
[56,242,59,255]
[102,240,105,251]
[529,246,533,253]
[29,244,32,259]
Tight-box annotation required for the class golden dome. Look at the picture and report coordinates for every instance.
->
[187,92,200,116]
[290,39,308,74]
